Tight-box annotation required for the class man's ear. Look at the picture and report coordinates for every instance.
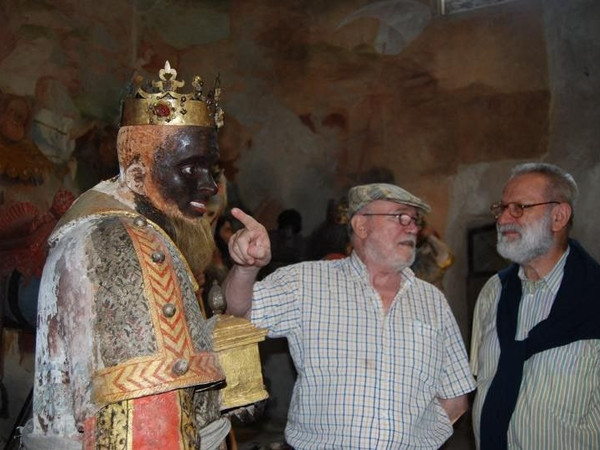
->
[350,214,368,239]
[551,202,572,232]
[124,163,146,196]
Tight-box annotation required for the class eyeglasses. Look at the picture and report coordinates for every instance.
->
[360,213,423,228]
[489,201,560,219]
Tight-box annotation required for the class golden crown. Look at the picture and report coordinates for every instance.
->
[121,61,224,128]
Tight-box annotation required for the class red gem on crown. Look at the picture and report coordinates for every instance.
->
[154,102,171,118]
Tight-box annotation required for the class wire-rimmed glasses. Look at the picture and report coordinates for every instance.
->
[360,213,423,228]
[489,201,560,219]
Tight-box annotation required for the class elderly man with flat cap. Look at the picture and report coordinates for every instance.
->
[223,183,475,449]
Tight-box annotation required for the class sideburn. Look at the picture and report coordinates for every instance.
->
[134,193,174,237]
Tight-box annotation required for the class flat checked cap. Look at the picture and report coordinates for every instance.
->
[348,183,431,217]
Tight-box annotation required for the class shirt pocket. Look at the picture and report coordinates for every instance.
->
[532,342,600,424]
[401,320,443,389]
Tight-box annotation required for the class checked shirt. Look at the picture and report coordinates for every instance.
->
[251,252,475,449]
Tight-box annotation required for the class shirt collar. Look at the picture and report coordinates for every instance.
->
[517,246,570,296]
[347,250,416,285]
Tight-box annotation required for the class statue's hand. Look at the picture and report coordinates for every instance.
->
[228,208,271,268]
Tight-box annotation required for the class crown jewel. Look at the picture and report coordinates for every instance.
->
[121,61,224,128]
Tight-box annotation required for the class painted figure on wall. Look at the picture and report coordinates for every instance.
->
[22,62,234,449]
[0,91,77,309]
[0,93,55,183]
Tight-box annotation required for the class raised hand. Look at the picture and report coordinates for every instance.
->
[228,207,271,268]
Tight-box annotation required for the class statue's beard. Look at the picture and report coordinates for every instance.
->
[134,194,215,278]
[168,215,215,278]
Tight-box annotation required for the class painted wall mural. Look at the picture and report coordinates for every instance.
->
[0,91,77,291]
[0,0,551,233]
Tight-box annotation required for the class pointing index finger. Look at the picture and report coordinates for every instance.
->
[230,207,262,230]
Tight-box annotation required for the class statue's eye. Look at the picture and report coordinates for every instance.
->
[180,165,194,176]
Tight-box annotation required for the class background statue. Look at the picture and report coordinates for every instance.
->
[411,219,454,291]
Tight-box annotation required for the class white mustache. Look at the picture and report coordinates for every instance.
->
[497,223,521,234]
[400,237,417,246]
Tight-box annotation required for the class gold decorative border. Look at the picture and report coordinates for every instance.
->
[93,218,224,404]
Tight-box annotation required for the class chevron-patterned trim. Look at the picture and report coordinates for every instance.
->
[93,218,224,404]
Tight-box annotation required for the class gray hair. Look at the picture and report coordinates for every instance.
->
[510,162,578,229]
[510,162,579,208]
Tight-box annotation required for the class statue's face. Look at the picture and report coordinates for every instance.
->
[0,98,28,142]
[148,126,219,220]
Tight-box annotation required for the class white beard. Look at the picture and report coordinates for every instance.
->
[364,235,416,272]
[497,211,553,264]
